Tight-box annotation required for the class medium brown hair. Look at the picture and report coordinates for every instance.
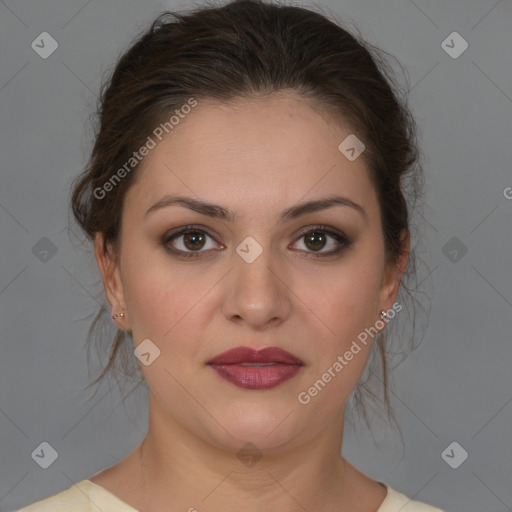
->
[70,0,426,437]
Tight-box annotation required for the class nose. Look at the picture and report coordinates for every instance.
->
[222,237,292,330]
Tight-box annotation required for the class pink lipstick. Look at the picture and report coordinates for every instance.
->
[208,346,303,390]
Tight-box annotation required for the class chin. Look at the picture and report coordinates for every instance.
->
[205,402,302,454]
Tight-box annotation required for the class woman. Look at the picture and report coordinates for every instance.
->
[17,1,444,510]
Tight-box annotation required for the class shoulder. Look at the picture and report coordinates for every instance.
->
[14,479,138,512]
[378,484,445,512]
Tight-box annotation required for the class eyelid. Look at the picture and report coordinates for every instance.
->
[293,224,348,241]
[162,225,222,246]
[163,224,222,240]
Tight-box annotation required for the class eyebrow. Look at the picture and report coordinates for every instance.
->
[144,194,367,222]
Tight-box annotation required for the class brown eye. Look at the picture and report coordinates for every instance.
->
[182,230,207,251]
[304,231,327,251]
[293,226,351,257]
[163,226,221,258]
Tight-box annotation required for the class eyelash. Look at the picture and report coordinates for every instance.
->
[161,224,351,259]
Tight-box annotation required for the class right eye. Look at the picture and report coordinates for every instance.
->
[162,226,223,258]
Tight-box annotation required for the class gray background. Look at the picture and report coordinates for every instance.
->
[0,0,511,511]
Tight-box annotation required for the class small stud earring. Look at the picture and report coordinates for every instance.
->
[379,310,387,319]
[112,312,125,319]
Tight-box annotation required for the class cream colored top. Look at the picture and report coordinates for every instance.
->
[16,479,444,511]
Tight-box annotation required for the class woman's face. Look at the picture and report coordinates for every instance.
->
[96,92,406,452]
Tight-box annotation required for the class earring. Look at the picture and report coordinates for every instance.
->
[379,310,387,319]
[112,312,125,319]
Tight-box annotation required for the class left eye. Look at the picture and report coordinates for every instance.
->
[292,227,348,255]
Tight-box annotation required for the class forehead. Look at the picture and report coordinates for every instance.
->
[124,92,378,220]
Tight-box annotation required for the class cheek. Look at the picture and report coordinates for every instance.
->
[119,235,184,338]
[298,268,382,409]
[119,237,218,363]
[124,272,203,345]
[298,247,384,403]
[317,250,384,336]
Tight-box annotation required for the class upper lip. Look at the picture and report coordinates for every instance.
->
[208,346,303,365]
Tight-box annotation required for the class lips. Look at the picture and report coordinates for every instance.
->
[208,346,303,365]
[207,346,303,390]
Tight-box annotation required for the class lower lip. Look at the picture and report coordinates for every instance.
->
[208,363,302,390]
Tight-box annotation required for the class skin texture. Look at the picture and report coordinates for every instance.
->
[91,91,409,512]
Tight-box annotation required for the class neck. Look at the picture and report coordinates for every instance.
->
[133,392,360,512]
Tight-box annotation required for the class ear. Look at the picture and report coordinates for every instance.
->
[94,232,129,329]
[378,229,410,313]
